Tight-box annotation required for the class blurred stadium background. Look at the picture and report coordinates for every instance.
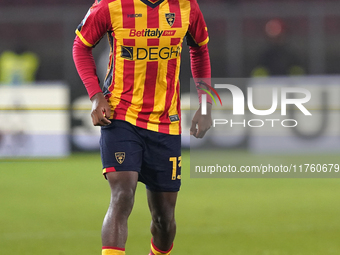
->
[1,0,340,254]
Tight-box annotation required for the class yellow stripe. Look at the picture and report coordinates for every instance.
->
[169,127,180,135]
[160,0,171,28]
[198,36,209,46]
[133,0,148,47]
[75,30,93,47]
[146,122,160,133]
[180,0,191,31]
[102,248,125,255]
[109,0,123,31]
[151,245,171,255]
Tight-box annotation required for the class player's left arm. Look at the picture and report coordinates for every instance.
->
[187,1,212,138]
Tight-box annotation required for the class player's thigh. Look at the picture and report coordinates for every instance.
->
[147,190,178,220]
[100,120,143,174]
[106,171,139,195]
[100,120,142,205]
[105,172,138,218]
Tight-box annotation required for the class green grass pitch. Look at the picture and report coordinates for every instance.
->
[1,151,340,255]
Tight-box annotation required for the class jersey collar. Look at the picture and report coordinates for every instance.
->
[139,0,165,8]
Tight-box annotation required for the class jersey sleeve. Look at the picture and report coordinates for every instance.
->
[186,0,209,47]
[73,36,102,99]
[75,0,112,47]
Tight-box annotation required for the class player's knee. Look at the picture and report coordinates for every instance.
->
[151,213,175,233]
[111,189,135,211]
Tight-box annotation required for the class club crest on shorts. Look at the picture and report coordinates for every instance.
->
[165,13,175,27]
[115,152,125,164]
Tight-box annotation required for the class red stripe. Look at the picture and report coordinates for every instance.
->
[112,60,135,119]
[148,38,160,46]
[168,0,182,28]
[102,246,125,251]
[122,0,135,29]
[159,58,177,134]
[104,167,116,173]
[136,61,158,129]
[170,38,181,45]
[147,5,159,28]
[123,39,136,46]
[176,80,181,133]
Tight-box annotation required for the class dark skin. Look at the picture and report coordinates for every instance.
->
[91,92,212,251]
[90,93,111,126]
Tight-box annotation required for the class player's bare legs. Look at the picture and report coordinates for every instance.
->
[147,190,178,251]
[102,171,139,248]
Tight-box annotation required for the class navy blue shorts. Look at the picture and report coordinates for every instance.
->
[100,120,181,192]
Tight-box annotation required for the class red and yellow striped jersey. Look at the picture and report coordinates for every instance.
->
[76,0,209,135]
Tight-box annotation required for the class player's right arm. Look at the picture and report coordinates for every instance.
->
[72,0,112,126]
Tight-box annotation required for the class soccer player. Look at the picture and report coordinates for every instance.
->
[72,0,212,254]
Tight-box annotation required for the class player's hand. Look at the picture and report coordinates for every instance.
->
[190,103,212,138]
[90,92,111,126]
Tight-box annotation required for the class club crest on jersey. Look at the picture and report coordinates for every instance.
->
[165,13,176,27]
[115,152,125,164]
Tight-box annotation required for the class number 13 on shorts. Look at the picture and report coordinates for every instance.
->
[169,156,181,180]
